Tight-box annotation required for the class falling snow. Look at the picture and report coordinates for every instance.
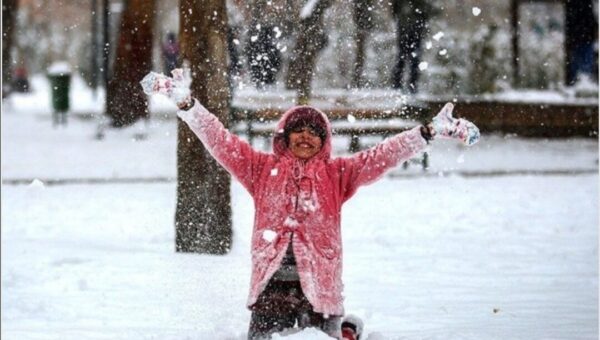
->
[262,229,277,242]
[2,1,599,338]
[2,85,598,339]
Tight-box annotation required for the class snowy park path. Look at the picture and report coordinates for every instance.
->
[2,108,598,339]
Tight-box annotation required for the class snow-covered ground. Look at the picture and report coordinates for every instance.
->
[1,79,599,339]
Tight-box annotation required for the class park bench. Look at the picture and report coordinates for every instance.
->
[228,88,599,172]
[230,104,430,170]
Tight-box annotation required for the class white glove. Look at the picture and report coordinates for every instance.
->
[431,103,480,146]
[140,68,192,108]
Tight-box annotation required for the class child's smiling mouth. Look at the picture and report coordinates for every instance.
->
[296,142,315,148]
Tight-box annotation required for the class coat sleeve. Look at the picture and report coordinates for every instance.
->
[337,126,428,202]
[177,99,267,194]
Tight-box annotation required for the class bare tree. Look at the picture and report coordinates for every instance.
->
[285,0,333,104]
[106,0,155,127]
[2,0,17,97]
[176,0,232,254]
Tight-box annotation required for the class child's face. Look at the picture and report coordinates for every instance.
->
[288,126,323,160]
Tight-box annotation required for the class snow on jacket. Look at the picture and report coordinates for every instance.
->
[178,100,428,316]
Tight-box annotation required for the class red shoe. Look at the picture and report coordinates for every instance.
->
[341,314,363,340]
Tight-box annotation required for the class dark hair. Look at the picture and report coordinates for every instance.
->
[284,116,327,145]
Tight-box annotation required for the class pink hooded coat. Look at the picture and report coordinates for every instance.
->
[178,101,428,316]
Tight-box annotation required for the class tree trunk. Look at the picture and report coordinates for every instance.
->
[285,0,333,104]
[351,0,373,88]
[2,0,17,98]
[510,0,520,87]
[176,0,232,254]
[105,0,155,127]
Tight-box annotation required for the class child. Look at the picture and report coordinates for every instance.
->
[141,69,479,340]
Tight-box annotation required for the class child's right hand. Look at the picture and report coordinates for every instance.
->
[431,103,480,146]
[140,67,193,109]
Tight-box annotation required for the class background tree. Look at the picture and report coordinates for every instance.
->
[285,0,334,104]
[245,0,286,88]
[105,0,155,127]
[2,0,17,97]
[351,0,374,88]
[176,0,232,254]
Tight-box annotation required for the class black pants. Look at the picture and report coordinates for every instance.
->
[392,23,425,92]
[248,279,341,339]
[246,25,282,87]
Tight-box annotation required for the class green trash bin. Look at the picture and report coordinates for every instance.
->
[47,62,71,126]
[48,74,71,112]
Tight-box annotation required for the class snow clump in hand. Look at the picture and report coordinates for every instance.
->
[432,103,480,146]
[140,68,192,107]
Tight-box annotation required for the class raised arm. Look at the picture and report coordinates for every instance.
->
[140,69,266,194]
[338,103,480,201]
[177,100,268,193]
[338,125,428,201]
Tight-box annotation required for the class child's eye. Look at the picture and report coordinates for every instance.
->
[293,127,316,135]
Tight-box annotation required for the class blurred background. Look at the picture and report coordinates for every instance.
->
[2,0,598,112]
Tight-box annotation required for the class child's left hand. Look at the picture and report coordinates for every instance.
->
[429,103,480,146]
